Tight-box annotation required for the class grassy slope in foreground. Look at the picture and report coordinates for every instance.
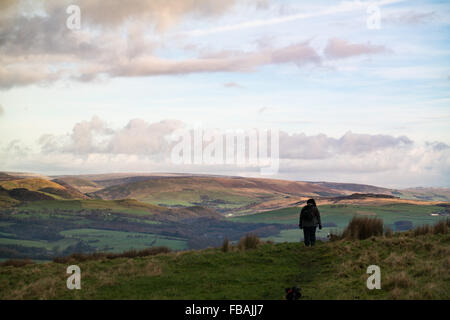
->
[1,232,448,300]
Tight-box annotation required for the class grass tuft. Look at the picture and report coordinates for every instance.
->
[238,233,261,250]
[221,238,231,253]
[342,216,383,240]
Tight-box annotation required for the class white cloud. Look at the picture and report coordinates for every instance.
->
[38,117,184,156]
[384,11,437,25]
[0,0,396,89]
[224,82,245,89]
[0,117,446,187]
[324,38,388,59]
[279,131,412,159]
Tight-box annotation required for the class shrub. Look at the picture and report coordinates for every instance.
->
[433,220,449,235]
[0,259,34,268]
[384,227,393,237]
[342,216,383,240]
[413,225,432,236]
[221,238,231,252]
[328,231,343,241]
[238,233,260,250]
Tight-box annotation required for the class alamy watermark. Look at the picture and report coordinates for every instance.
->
[170,127,280,175]
[66,265,81,290]
[66,5,81,30]
[367,4,381,30]
[366,265,381,290]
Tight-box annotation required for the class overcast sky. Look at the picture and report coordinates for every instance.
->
[0,0,449,188]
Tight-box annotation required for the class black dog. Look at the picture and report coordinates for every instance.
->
[285,286,302,300]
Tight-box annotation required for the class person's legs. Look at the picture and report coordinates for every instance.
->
[310,226,317,246]
[303,228,311,246]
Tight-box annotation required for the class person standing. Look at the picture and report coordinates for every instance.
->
[299,199,322,247]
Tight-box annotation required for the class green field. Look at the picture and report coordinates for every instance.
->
[140,189,258,210]
[0,237,79,251]
[60,229,188,252]
[16,199,159,216]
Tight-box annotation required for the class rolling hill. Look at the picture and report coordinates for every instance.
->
[0,171,448,260]
[78,175,449,215]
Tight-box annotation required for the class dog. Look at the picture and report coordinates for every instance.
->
[285,286,302,300]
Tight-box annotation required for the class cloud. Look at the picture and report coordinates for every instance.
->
[38,118,413,161]
[426,141,449,152]
[279,131,412,160]
[54,0,260,31]
[385,11,436,25]
[0,64,62,90]
[181,0,404,37]
[0,0,264,89]
[0,117,447,187]
[107,42,321,78]
[0,2,320,90]
[0,41,322,88]
[2,0,258,31]
[224,82,245,89]
[1,139,30,159]
[258,107,269,114]
[324,38,388,59]
[1,1,396,89]
[39,116,184,156]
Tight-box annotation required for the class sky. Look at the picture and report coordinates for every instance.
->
[0,0,449,188]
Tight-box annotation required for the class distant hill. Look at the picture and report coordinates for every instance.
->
[396,187,450,202]
[2,172,449,214]
[86,176,348,214]
[0,178,65,192]
[308,181,393,195]
[0,178,88,202]
[51,177,103,194]
[84,175,449,214]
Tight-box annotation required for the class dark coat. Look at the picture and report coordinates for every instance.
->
[299,204,322,228]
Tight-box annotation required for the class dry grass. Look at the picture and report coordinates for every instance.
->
[413,225,432,236]
[384,251,416,268]
[238,233,261,250]
[342,216,383,240]
[53,246,171,264]
[384,271,415,290]
[0,259,34,267]
[221,238,231,253]
[413,219,449,237]
[384,227,393,237]
[433,220,449,234]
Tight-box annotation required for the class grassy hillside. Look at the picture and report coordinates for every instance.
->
[51,177,103,194]
[0,230,448,300]
[80,175,450,214]
[87,176,403,214]
[0,178,65,191]
[0,178,88,201]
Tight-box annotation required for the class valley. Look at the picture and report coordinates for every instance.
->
[0,171,448,261]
